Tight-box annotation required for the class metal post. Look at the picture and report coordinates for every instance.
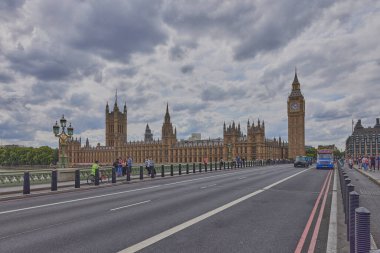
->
[23,172,30,194]
[75,169,80,188]
[223,162,226,170]
[140,166,143,180]
[349,191,359,252]
[193,163,196,173]
[186,164,189,174]
[227,161,230,169]
[344,178,351,215]
[210,162,212,171]
[127,167,131,181]
[179,164,182,175]
[346,183,354,225]
[199,163,202,173]
[112,167,116,183]
[151,166,155,178]
[205,163,207,172]
[161,165,165,177]
[355,207,371,253]
[171,164,174,176]
[51,170,57,191]
[95,169,99,186]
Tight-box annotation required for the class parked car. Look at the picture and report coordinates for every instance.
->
[294,156,309,167]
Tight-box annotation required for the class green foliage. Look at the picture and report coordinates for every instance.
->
[0,146,58,166]
[306,147,317,159]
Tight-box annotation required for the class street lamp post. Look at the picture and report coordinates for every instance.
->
[53,115,74,168]
[227,143,232,161]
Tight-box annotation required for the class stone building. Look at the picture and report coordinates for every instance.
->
[345,119,380,158]
[65,73,309,165]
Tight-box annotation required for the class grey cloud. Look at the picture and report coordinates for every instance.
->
[108,67,138,78]
[169,41,198,61]
[173,102,207,114]
[0,72,14,83]
[201,84,247,102]
[180,65,194,74]
[66,0,168,63]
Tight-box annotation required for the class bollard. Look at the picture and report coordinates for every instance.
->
[349,191,359,252]
[51,170,57,191]
[186,163,189,174]
[140,166,144,180]
[75,169,80,188]
[205,163,207,172]
[344,178,351,215]
[151,166,155,178]
[161,165,165,177]
[223,162,226,170]
[171,164,174,176]
[355,207,371,253]
[346,183,354,225]
[210,162,212,171]
[23,172,30,194]
[127,167,131,181]
[112,167,116,183]
[193,163,196,173]
[179,164,182,175]
[199,163,202,173]
[95,168,99,186]
[228,162,230,169]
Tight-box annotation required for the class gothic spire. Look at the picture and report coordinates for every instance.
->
[292,68,300,90]
[114,89,119,110]
[165,102,170,122]
[123,101,127,113]
[106,101,109,113]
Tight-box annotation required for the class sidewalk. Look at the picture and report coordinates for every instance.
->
[354,165,380,186]
[0,174,156,201]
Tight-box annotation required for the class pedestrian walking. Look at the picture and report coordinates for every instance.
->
[145,158,151,175]
[117,157,123,177]
[348,157,353,169]
[127,156,133,175]
[370,156,376,171]
[122,158,127,176]
[377,155,380,171]
[150,158,156,175]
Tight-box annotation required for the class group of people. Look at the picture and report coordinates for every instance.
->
[113,157,133,177]
[145,158,156,176]
[348,155,380,172]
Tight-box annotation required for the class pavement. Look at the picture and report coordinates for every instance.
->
[343,164,380,250]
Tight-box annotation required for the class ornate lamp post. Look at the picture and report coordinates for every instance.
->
[227,143,232,161]
[53,115,74,168]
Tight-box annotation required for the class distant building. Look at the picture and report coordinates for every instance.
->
[65,71,308,166]
[188,133,201,141]
[345,118,380,158]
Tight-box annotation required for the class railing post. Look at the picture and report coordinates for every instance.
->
[95,168,99,186]
[23,172,30,194]
[126,167,131,181]
[344,178,351,215]
[140,166,144,180]
[349,191,359,252]
[193,163,196,173]
[161,165,165,177]
[186,163,189,174]
[210,162,212,171]
[151,166,155,178]
[171,164,174,176]
[227,161,230,169]
[75,169,80,188]
[346,183,354,225]
[51,170,57,191]
[179,164,182,175]
[112,167,116,183]
[355,207,371,253]
[205,163,208,172]
[199,163,202,173]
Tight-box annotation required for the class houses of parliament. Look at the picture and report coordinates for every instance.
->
[66,72,305,165]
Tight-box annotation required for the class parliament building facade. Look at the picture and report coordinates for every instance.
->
[66,72,306,165]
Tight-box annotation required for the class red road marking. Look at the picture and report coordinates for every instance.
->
[307,170,333,252]
[294,170,332,253]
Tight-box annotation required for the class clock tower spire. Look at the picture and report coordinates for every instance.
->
[287,69,305,159]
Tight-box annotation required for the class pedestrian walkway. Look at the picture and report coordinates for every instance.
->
[344,165,380,248]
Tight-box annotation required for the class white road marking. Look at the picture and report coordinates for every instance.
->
[238,176,247,180]
[0,169,260,215]
[326,169,337,253]
[200,184,216,189]
[118,168,310,253]
[110,200,151,211]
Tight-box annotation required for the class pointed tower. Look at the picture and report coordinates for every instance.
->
[144,124,153,142]
[161,103,176,145]
[287,69,305,158]
[105,90,127,147]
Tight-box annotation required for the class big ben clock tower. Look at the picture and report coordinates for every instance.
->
[287,70,305,159]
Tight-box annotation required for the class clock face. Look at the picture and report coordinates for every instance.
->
[290,102,300,111]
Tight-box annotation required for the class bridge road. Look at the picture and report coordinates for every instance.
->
[0,164,332,253]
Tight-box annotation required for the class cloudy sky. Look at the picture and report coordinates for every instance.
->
[0,0,379,150]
